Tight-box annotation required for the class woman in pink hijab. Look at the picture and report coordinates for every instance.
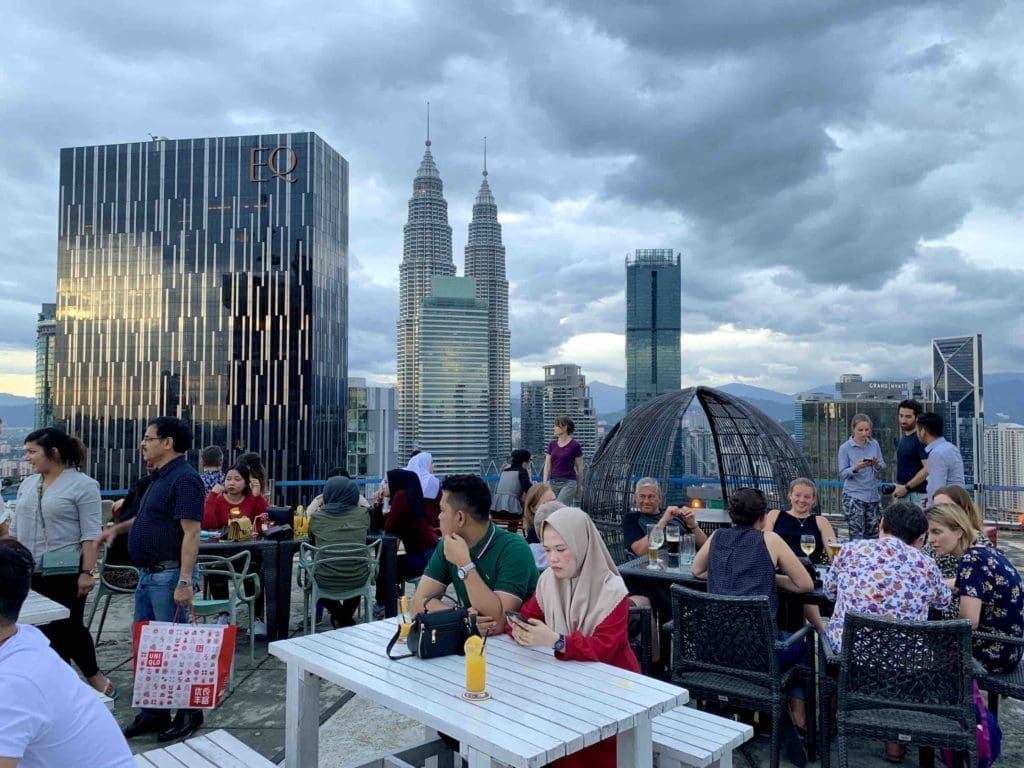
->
[507,506,639,768]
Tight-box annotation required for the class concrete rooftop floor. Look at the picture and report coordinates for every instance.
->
[85,531,1024,767]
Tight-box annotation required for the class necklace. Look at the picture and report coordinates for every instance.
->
[789,511,813,528]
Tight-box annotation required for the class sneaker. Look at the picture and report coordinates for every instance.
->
[253,619,268,637]
[216,613,230,626]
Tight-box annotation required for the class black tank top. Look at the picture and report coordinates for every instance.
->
[707,526,779,622]
[773,510,824,564]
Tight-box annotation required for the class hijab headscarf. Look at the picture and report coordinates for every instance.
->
[386,468,427,519]
[321,476,360,514]
[535,507,629,637]
[406,452,440,499]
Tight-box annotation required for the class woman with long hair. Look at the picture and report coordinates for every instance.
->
[373,468,439,582]
[927,502,1023,673]
[837,414,886,540]
[507,506,638,768]
[10,428,116,697]
[201,464,268,529]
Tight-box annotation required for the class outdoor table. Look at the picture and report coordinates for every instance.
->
[269,617,688,768]
[21,590,70,626]
[199,533,399,639]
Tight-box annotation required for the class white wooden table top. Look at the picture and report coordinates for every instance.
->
[21,590,70,626]
[134,728,275,768]
[270,618,688,768]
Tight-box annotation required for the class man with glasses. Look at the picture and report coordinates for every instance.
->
[96,417,205,742]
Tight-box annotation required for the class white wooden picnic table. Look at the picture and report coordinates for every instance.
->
[21,590,70,626]
[269,617,689,768]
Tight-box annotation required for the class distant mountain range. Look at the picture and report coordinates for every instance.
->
[4,371,1021,432]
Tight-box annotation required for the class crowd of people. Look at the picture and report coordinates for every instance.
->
[1,405,1022,766]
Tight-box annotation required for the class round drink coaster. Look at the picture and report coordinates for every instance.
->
[462,691,491,702]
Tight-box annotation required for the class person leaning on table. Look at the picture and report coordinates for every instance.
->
[507,506,639,768]
[410,474,539,636]
[0,539,136,768]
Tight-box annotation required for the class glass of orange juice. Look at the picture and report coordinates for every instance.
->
[463,636,488,700]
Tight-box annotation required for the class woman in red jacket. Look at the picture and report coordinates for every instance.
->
[202,464,269,530]
[508,506,639,768]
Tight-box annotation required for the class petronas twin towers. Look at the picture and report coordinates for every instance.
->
[397,130,511,473]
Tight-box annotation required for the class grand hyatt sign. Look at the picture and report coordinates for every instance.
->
[249,146,298,183]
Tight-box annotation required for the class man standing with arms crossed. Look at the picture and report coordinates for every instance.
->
[893,399,928,506]
[97,417,205,742]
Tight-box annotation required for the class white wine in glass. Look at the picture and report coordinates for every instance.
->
[800,534,816,557]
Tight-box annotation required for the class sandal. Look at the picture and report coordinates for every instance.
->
[100,677,119,701]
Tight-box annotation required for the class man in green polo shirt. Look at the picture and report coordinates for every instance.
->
[411,474,539,635]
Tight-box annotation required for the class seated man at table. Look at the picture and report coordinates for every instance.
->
[0,539,135,768]
[824,500,950,654]
[411,474,539,635]
[621,477,707,557]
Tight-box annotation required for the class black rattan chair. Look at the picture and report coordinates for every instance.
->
[670,585,813,768]
[836,612,975,768]
[971,630,1024,717]
[628,603,653,677]
[816,630,840,768]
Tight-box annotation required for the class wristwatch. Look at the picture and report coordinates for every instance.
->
[79,569,96,577]
[553,634,566,653]
[177,579,191,588]
[456,562,477,580]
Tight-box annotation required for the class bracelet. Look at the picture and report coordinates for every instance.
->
[79,569,94,576]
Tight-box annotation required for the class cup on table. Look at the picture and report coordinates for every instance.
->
[646,523,664,570]
[463,636,488,701]
[398,622,412,643]
[664,525,681,570]
[826,538,842,564]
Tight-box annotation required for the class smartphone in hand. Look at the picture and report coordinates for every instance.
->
[505,610,525,625]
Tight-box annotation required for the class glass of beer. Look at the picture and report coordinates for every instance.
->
[826,538,842,563]
[647,524,664,569]
[664,525,681,570]
[800,534,816,558]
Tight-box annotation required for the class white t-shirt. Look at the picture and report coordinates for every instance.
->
[0,624,135,768]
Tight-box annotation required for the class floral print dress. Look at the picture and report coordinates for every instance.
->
[956,545,1024,673]
[924,530,992,619]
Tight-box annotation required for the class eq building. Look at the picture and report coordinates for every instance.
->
[53,133,349,491]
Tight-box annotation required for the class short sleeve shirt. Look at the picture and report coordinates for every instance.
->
[128,455,205,568]
[895,433,928,491]
[957,546,1024,673]
[423,523,539,607]
[621,510,671,555]
[546,439,583,480]
[11,471,102,565]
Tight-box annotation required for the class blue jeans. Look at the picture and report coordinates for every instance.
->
[549,478,578,506]
[134,567,197,721]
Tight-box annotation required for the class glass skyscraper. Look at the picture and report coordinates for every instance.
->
[54,132,349,492]
[463,155,511,466]
[626,249,681,413]
[932,335,984,493]
[397,135,456,461]
[35,303,57,429]
[416,277,489,475]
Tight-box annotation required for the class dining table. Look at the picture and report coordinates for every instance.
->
[21,590,71,626]
[269,617,689,768]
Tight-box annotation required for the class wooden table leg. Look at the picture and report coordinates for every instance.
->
[465,745,493,767]
[285,664,320,768]
[618,716,653,768]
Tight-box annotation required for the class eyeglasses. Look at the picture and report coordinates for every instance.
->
[141,436,164,443]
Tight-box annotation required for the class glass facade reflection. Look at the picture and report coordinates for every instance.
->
[626,249,681,413]
[54,133,349,491]
[35,303,57,428]
[932,335,984,493]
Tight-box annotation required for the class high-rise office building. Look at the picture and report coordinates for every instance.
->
[346,378,399,478]
[984,423,1024,522]
[543,364,598,461]
[397,131,456,461]
[932,335,984,493]
[793,392,832,449]
[415,277,489,475]
[625,249,681,413]
[54,133,348,492]
[463,150,510,466]
[520,380,547,467]
[800,399,901,516]
[836,374,908,401]
[35,303,57,429]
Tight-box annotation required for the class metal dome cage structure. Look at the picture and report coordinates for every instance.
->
[582,386,814,563]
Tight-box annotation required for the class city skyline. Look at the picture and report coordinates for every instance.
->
[3,3,1024,399]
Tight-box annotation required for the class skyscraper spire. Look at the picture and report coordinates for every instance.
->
[397,123,455,460]
[464,142,511,465]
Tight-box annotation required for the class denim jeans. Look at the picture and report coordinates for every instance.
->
[134,567,198,721]
[549,478,578,506]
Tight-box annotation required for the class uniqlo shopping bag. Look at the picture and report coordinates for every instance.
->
[131,620,236,709]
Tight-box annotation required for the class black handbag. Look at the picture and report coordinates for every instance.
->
[386,592,478,660]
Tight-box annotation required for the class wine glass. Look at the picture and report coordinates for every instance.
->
[647,524,664,569]
[800,534,816,558]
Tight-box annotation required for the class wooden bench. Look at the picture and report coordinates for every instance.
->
[653,706,754,768]
[135,729,276,767]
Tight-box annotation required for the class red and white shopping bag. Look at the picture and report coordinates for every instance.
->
[131,620,237,709]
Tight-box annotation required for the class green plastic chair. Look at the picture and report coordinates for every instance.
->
[86,544,141,644]
[193,551,261,663]
[297,540,381,634]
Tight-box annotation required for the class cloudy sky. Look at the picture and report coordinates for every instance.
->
[2,0,1023,398]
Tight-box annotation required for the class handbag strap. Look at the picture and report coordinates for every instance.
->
[386,626,414,660]
[36,478,50,551]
